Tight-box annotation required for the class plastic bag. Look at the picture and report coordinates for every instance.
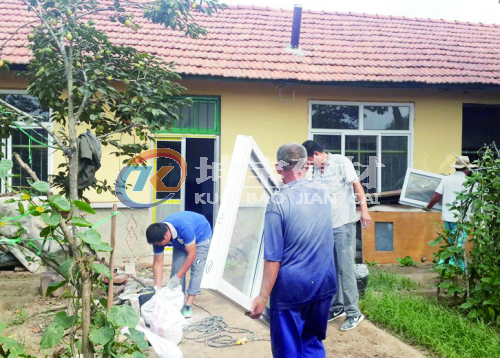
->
[149,287,185,345]
[354,264,369,279]
[141,286,184,326]
[122,325,183,358]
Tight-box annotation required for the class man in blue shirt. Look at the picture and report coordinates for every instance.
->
[248,143,337,358]
[146,211,212,318]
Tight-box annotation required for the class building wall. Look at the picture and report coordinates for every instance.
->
[2,72,500,263]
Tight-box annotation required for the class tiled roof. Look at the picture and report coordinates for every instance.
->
[1,1,500,86]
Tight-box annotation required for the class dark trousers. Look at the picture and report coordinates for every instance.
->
[270,296,332,358]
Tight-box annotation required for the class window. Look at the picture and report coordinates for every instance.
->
[201,135,280,324]
[310,101,413,193]
[157,96,220,135]
[462,104,500,162]
[0,92,51,192]
[375,222,394,252]
[399,168,444,209]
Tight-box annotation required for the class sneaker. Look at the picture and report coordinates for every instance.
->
[340,314,364,331]
[182,305,193,318]
[328,308,346,322]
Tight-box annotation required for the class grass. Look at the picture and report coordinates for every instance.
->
[361,268,500,358]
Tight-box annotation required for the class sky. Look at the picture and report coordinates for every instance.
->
[221,0,500,25]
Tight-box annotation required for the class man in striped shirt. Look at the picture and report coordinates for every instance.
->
[303,140,372,331]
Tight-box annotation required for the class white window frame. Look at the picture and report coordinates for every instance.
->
[0,89,53,193]
[399,168,444,210]
[308,101,414,193]
[201,135,281,324]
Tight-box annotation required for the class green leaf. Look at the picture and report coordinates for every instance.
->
[41,213,62,227]
[4,198,15,204]
[53,311,76,329]
[40,323,64,349]
[0,159,13,178]
[72,200,96,214]
[59,259,74,279]
[131,352,148,358]
[78,229,101,245]
[18,202,25,215]
[92,243,113,252]
[46,281,67,297]
[107,305,139,328]
[71,217,93,227]
[49,195,71,212]
[31,181,50,193]
[126,328,148,350]
[92,263,112,279]
[89,326,114,346]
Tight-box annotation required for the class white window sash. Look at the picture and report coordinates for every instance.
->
[399,168,444,209]
[201,135,281,325]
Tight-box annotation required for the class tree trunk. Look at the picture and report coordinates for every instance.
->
[81,276,93,358]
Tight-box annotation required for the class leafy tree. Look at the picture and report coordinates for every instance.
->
[0,0,225,356]
[431,144,500,325]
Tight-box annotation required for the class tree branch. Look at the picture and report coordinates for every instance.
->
[97,123,142,140]
[0,20,38,53]
[19,242,63,275]
[12,152,82,261]
[0,98,70,154]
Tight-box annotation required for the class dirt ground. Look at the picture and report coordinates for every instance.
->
[0,264,433,358]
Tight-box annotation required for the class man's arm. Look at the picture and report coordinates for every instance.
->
[426,192,443,210]
[248,260,280,319]
[353,180,372,229]
[175,243,197,279]
[153,253,164,288]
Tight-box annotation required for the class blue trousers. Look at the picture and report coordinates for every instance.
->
[270,296,332,358]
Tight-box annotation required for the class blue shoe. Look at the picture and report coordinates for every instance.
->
[182,305,193,318]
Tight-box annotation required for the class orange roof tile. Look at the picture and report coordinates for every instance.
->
[1,1,500,85]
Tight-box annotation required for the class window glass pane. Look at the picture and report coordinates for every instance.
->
[462,104,500,163]
[223,168,268,296]
[405,172,442,204]
[381,136,408,191]
[345,135,377,193]
[364,106,410,130]
[313,134,341,154]
[198,102,209,129]
[155,141,182,200]
[311,104,358,129]
[0,94,49,121]
[375,222,394,251]
[177,104,192,129]
[11,128,48,189]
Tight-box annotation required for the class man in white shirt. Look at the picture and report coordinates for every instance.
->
[303,140,372,331]
[426,156,476,270]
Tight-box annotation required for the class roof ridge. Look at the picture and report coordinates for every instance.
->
[224,4,500,28]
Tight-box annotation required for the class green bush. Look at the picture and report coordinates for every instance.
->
[397,256,418,267]
[430,144,500,324]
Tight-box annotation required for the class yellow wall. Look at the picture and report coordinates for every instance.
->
[181,80,500,184]
[3,71,500,204]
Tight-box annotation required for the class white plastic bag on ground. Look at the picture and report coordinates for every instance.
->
[141,286,184,326]
[149,287,185,345]
[354,264,369,279]
[122,326,183,358]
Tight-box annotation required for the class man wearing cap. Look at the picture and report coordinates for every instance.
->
[426,156,476,270]
[146,211,212,318]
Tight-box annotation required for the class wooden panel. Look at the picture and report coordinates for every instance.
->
[363,211,467,264]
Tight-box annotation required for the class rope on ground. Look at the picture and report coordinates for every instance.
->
[183,315,269,348]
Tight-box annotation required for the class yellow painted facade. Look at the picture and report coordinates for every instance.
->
[2,72,500,205]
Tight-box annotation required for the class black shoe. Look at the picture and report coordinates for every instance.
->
[328,308,346,322]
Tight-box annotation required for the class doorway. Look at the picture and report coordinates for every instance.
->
[152,136,219,228]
